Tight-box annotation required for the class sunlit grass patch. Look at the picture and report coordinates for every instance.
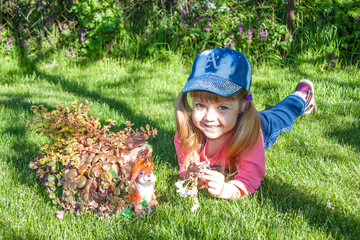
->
[0,55,359,239]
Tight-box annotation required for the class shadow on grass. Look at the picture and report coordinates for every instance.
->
[259,177,359,239]
[0,92,54,112]
[0,219,41,240]
[319,102,360,153]
[0,94,56,197]
[327,120,360,153]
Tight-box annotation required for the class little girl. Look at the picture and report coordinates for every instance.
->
[174,48,316,200]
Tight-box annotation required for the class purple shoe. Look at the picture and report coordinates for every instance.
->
[295,79,316,115]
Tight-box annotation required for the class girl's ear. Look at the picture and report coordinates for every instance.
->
[239,101,247,113]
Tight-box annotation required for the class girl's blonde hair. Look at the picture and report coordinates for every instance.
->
[175,89,261,171]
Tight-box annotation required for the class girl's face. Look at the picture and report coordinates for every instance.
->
[192,97,242,141]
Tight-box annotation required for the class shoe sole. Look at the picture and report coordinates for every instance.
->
[299,79,317,114]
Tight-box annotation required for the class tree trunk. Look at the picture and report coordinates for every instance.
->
[0,0,2,26]
[283,0,295,57]
[285,0,295,40]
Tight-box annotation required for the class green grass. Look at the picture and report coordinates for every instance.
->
[0,54,359,240]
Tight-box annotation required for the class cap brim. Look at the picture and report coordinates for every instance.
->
[182,74,242,97]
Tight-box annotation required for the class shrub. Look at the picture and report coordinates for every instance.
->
[1,0,359,66]
[171,0,290,62]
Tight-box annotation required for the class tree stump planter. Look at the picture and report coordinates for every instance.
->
[27,102,158,219]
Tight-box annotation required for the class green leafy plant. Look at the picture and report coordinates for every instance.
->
[70,0,126,59]
[2,0,359,66]
[0,27,15,54]
[26,101,157,218]
[172,0,290,62]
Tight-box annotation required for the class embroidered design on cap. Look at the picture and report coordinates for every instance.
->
[205,52,228,69]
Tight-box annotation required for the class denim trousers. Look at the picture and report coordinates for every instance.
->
[259,94,305,150]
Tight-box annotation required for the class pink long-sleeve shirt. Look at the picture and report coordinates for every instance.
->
[174,131,265,195]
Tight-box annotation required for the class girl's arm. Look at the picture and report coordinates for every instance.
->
[230,132,265,195]
[202,131,265,198]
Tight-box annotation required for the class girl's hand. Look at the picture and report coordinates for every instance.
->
[200,169,225,197]
[186,162,207,187]
[186,161,201,178]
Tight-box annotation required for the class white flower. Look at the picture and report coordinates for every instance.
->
[176,187,187,196]
[327,201,335,209]
[219,5,228,12]
[175,180,184,188]
[324,7,332,14]
[177,187,188,197]
[188,187,198,197]
[193,3,200,9]
[187,189,194,196]
[207,2,216,9]
[175,181,191,197]
[191,203,200,212]
[175,179,199,198]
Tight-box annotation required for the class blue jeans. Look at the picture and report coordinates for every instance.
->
[259,94,305,150]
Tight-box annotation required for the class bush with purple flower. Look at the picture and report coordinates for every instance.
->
[1,0,358,65]
[0,27,15,51]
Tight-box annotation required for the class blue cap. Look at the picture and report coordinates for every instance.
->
[182,48,252,96]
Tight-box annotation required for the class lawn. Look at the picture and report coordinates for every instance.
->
[0,54,359,239]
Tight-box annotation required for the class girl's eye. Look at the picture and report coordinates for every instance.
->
[218,106,228,110]
[195,103,205,108]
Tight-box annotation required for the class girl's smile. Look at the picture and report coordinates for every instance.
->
[192,98,242,141]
